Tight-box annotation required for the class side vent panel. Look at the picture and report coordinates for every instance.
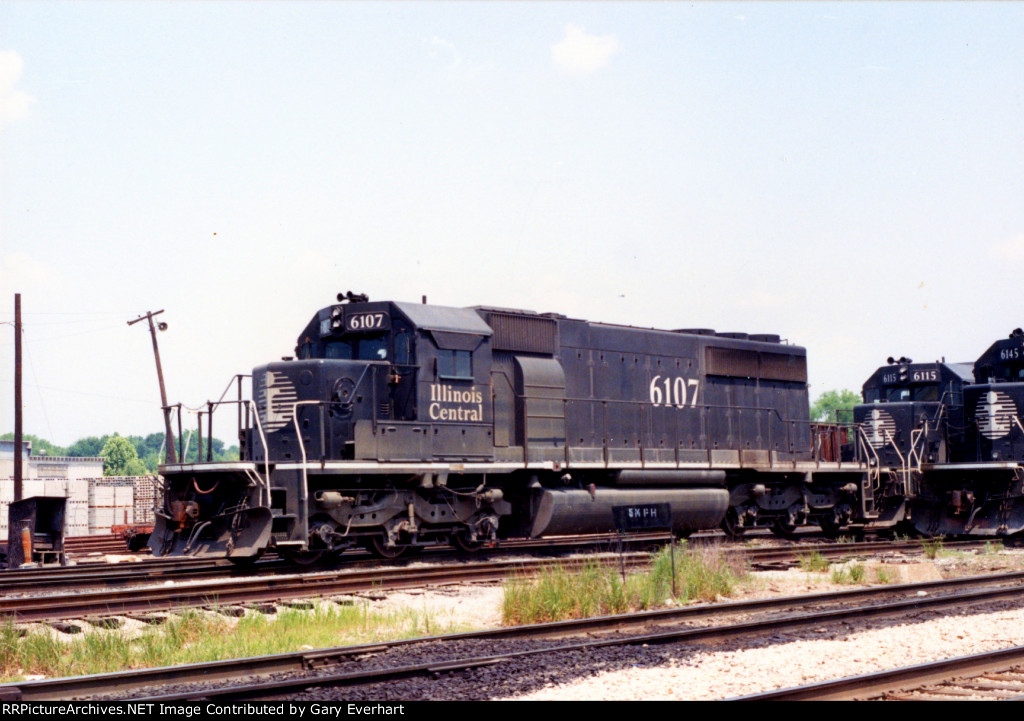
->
[481,311,557,355]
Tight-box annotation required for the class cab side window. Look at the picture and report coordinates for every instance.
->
[395,329,412,365]
[438,349,472,379]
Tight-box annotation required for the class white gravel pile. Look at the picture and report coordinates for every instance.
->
[499,557,1024,700]
[505,604,1024,700]
[378,556,1024,701]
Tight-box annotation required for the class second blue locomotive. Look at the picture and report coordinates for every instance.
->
[854,329,1024,536]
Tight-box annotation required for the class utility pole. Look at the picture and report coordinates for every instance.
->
[13,293,23,502]
[128,310,177,464]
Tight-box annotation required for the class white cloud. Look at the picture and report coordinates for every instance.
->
[0,252,63,299]
[0,49,35,124]
[990,233,1024,260]
[423,36,461,69]
[551,24,621,76]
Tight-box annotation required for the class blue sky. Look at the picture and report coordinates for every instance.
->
[2,2,1023,445]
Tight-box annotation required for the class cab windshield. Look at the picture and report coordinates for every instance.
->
[883,385,940,402]
[324,335,389,361]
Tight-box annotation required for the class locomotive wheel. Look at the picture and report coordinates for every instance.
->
[365,535,409,559]
[818,516,843,538]
[228,547,267,567]
[126,532,151,552]
[451,532,484,553]
[284,549,326,566]
[769,519,799,539]
[720,508,746,538]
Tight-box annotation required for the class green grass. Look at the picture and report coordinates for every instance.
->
[0,601,469,683]
[797,550,830,573]
[921,537,945,559]
[830,563,866,584]
[501,545,747,626]
[984,541,1005,555]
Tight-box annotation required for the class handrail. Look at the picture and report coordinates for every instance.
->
[245,399,272,504]
[167,396,272,506]
[185,369,843,475]
[492,367,840,467]
[290,399,328,539]
[908,424,926,471]
[879,428,910,494]
[855,424,882,479]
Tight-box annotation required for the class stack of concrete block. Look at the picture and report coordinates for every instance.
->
[1,479,88,537]
[131,476,157,525]
[0,481,9,539]
[87,476,162,532]
[88,479,134,533]
[66,479,89,536]
[2,475,158,538]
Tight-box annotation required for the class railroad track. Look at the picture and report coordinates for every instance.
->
[0,554,665,623]
[0,534,148,560]
[8,569,1024,701]
[0,532,675,594]
[734,645,1024,700]
[0,536,989,597]
[0,538,994,620]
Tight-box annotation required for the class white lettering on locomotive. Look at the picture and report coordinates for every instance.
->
[428,383,484,422]
[648,375,700,408]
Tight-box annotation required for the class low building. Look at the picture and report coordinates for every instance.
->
[0,439,104,481]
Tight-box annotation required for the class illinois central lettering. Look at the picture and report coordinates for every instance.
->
[428,383,484,422]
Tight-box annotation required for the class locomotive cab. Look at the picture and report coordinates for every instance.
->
[912,330,1024,537]
[855,358,972,469]
[964,330,1024,463]
[151,296,509,562]
[248,298,496,464]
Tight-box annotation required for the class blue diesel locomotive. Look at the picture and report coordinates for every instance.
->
[149,294,869,562]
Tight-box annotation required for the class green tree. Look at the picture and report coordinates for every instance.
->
[99,434,149,476]
[810,389,862,423]
[0,433,67,457]
[3,431,238,469]
[67,436,108,458]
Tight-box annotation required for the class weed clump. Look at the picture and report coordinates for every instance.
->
[0,600,465,683]
[830,563,866,584]
[502,545,747,626]
[797,550,830,573]
[921,537,945,559]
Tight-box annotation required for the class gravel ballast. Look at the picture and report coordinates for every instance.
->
[284,554,1024,700]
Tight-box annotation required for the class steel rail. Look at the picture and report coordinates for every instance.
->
[0,532,674,592]
[135,580,1024,702]
[0,555,660,623]
[730,645,1024,701]
[0,538,995,602]
[8,570,1024,700]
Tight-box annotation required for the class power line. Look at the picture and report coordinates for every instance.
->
[0,377,158,404]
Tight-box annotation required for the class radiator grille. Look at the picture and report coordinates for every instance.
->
[483,312,557,354]
[705,347,807,383]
